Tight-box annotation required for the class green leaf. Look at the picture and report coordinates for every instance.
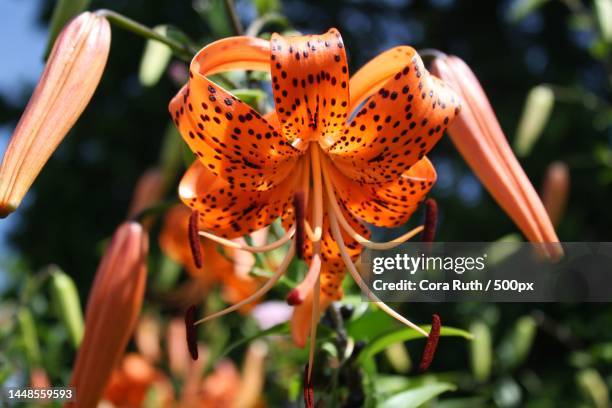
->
[507,0,550,22]
[498,315,537,370]
[49,267,84,348]
[216,322,289,359]
[576,368,610,408]
[45,0,91,58]
[255,0,281,15]
[514,85,555,157]
[17,307,41,366]
[139,25,173,87]
[470,321,492,382]
[595,0,612,43]
[358,325,473,363]
[380,382,456,408]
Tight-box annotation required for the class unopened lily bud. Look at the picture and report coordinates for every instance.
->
[234,341,268,408]
[49,267,84,348]
[0,12,110,217]
[514,85,555,157]
[68,221,148,408]
[541,161,570,227]
[127,167,165,229]
[431,55,562,260]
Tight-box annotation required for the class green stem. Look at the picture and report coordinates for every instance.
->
[95,9,197,61]
[223,0,244,35]
[131,199,179,223]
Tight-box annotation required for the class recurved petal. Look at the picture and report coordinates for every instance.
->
[192,36,270,75]
[0,12,110,217]
[349,46,419,110]
[327,48,460,184]
[431,55,562,259]
[328,156,437,227]
[179,160,302,238]
[270,28,350,149]
[170,37,301,192]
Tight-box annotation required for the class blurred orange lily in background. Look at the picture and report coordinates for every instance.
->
[103,315,267,408]
[159,204,262,311]
[0,12,110,217]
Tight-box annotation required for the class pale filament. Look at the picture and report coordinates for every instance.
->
[198,228,294,253]
[327,198,429,338]
[307,267,320,382]
[310,146,324,242]
[194,244,296,325]
[320,156,425,250]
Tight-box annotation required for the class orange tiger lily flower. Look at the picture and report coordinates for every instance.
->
[431,55,562,259]
[68,221,148,408]
[169,28,460,366]
[0,12,110,217]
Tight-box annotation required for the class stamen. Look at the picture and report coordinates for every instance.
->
[198,227,294,253]
[184,305,198,360]
[286,252,321,306]
[307,266,320,382]
[310,146,323,242]
[293,191,306,260]
[327,201,429,338]
[320,157,425,249]
[418,314,441,372]
[303,364,314,408]
[422,199,438,243]
[194,244,295,325]
[188,210,203,268]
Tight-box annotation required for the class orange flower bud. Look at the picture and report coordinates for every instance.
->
[127,167,165,229]
[67,222,148,408]
[431,55,563,260]
[0,12,110,217]
[541,161,570,227]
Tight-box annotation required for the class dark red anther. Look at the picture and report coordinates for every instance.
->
[286,288,303,306]
[418,314,441,372]
[303,364,314,408]
[422,198,438,243]
[185,305,198,360]
[293,191,305,259]
[188,210,203,268]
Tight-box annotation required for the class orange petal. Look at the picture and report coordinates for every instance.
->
[541,161,569,228]
[69,222,148,408]
[431,56,562,259]
[170,37,301,192]
[192,36,270,75]
[328,156,437,227]
[290,291,333,348]
[327,48,460,183]
[270,29,350,148]
[0,12,110,217]
[179,160,302,238]
[349,46,419,110]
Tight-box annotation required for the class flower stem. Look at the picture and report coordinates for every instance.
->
[95,9,196,61]
[223,0,244,35]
